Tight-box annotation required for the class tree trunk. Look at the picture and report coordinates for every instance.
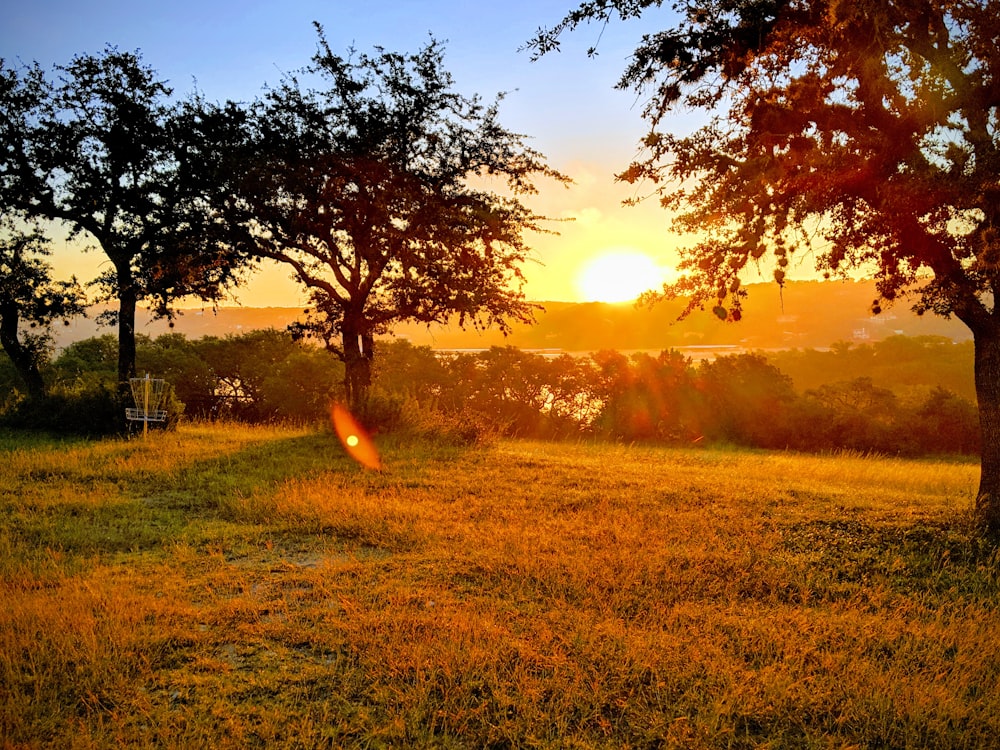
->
[973,326,1000,538]
[0,300,46,398]
[341,326,374,408]
[117,267,138,403]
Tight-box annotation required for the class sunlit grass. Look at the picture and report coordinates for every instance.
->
[0,425,995,748]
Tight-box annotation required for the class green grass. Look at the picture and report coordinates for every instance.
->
[1,424,996,748]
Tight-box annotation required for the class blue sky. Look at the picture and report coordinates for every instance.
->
[1,0,694,303]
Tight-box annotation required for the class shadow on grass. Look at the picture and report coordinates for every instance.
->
[780,517,1000,602]
[2,428,473,560]
[1,431,361,559]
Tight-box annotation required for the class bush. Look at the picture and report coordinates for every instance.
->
[351,391,407,435]
[1,381,121,436]
[395,398,502,447]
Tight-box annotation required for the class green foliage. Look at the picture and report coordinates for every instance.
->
[1,380,120,436]
[770,336,976,403]
[51,334,122,385]
[2,329,981,456]
[261,348,342,423]
[372,340,979,456]
[915,387,981,456]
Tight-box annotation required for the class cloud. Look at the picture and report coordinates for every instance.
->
[563,207,603,225]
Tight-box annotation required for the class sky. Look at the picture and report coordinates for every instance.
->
[1,0,702,305]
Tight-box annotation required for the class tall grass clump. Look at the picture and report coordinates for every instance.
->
[0,424,996,748]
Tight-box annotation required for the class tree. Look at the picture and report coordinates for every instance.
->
[531,0,1000,535]
[194,329,309,421]
[0,223,86,397]
[0,50,252,400]
[242,28,568,406]
[52,334,121,385]
[804,376,905,453]
[697,353,796,447]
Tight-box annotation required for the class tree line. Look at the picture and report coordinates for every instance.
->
[0,329,976,457]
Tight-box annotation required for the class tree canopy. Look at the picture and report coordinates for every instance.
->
[529,0,1000,534]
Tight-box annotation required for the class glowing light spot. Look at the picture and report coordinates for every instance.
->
[331,402,382,470]
[577,248,676,303]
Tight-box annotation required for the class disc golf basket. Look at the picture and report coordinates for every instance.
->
[126,374,168,436]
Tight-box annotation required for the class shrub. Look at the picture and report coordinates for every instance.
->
[395,397,501,447]
[1,380,121,436]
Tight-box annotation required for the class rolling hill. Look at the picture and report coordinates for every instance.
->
[52,279,969,353]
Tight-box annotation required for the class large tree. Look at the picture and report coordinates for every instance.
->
[0,50,252,398]
[531,0,1000,536]
[241,28,567,405]
[0,221,86,397]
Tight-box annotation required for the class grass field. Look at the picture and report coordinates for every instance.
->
[1,423,997,748]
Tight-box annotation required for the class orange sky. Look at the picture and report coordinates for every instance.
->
[4,0,715,306]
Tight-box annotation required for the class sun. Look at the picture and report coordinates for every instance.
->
[576,249,674,303]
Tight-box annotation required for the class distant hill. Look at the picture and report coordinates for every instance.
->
[53,279,969,353]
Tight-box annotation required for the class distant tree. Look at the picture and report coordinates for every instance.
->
[241,28,567,406]
[544,354,604,434]
[372,340,451,404]
[697,353,796,447]
[261,347,343,423]
[452,347,552,437]
[591,349,700,441]
[915,386,980,455]
[194,329,307,421]
[531,0,1000,535]
[53,334,131,386]
[0,223,85,396]
[804,377,906,453]
[0,51,252,399]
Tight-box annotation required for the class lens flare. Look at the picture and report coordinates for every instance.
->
[331,402,382,470]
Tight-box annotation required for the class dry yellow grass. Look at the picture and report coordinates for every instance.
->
[1,424,995,748]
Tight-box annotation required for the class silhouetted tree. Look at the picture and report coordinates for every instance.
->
[0,51,252,400]
[531,0,1000,535]
[0,222,85,396]
[805,377,906,453]
[697,353,795,447]
[916,386,979,455]
[242,28,567,406]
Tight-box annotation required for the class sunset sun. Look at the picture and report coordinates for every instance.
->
[576,249,673,303]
